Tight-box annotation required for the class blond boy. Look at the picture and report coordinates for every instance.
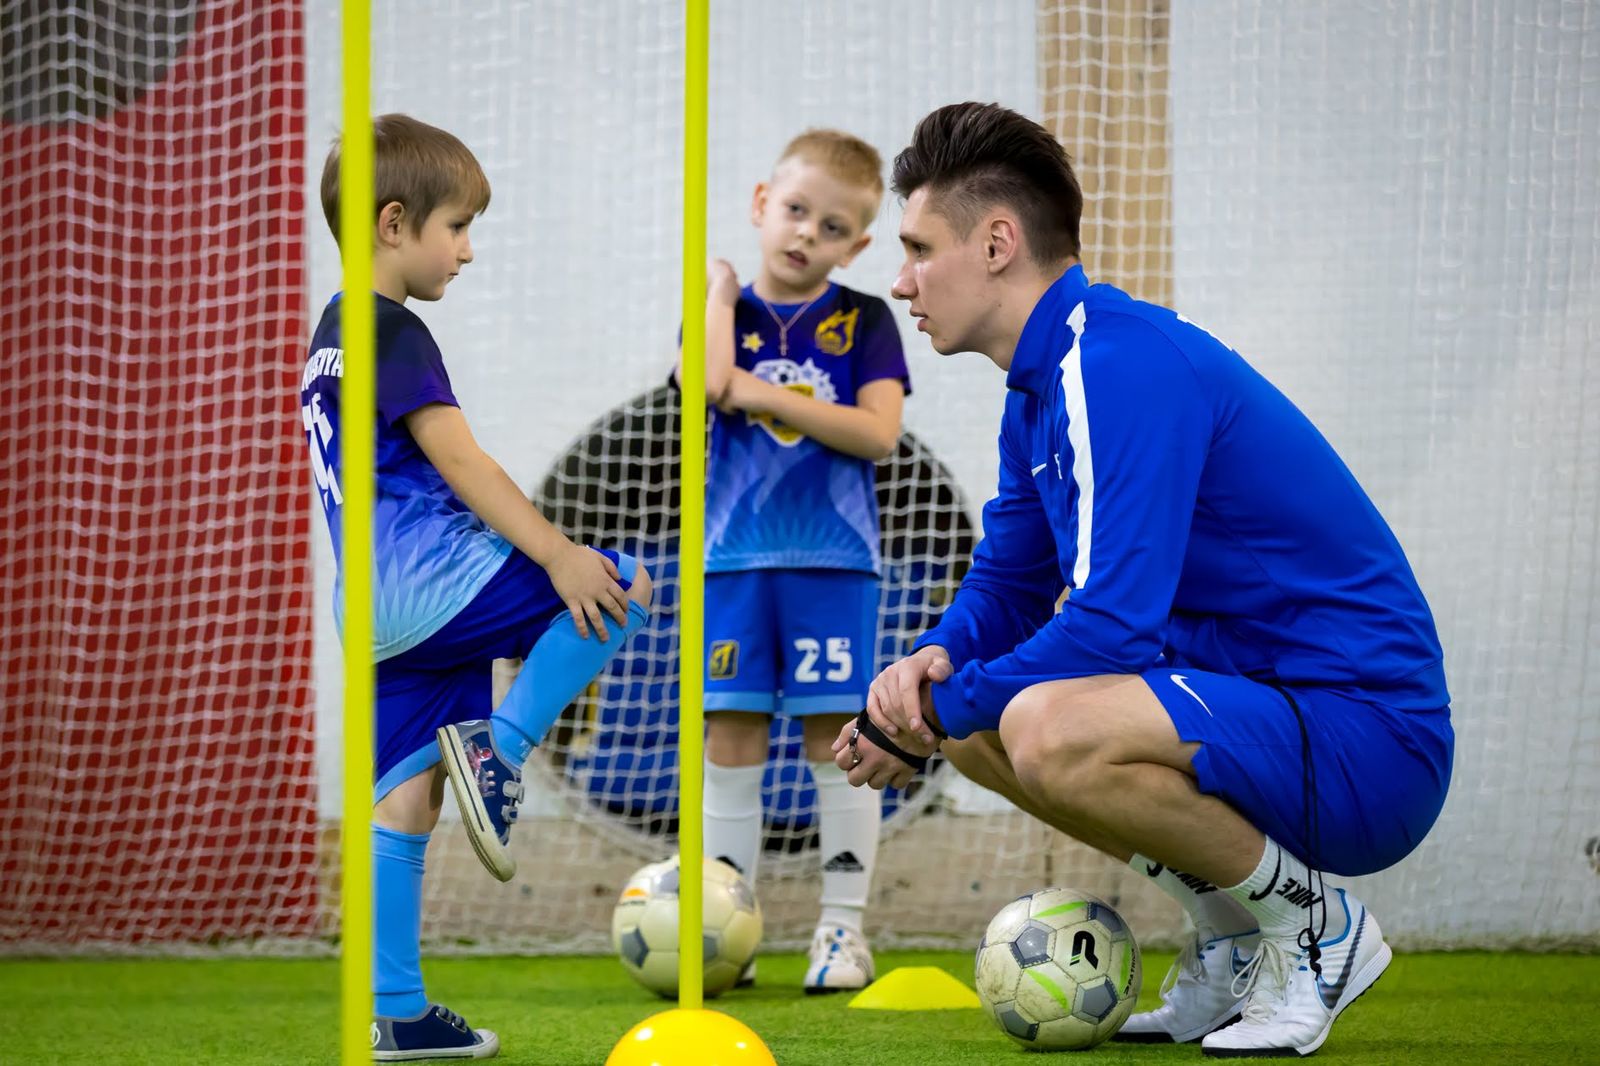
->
[678,130,910,992]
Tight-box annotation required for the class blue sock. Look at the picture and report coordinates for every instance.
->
[374,824,430,1019]
[491,600,650,767]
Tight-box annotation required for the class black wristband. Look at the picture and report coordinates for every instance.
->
[855,712,930,773]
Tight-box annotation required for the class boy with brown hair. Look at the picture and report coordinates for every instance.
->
[678,128,910,992]
[307,113,653,1059]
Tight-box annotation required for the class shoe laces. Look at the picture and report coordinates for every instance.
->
[433,1006,469,1033]
[1159,935,1208,1000]
[813,926,866,958]
[1230,937,1296,1024]
[501,779,523,823]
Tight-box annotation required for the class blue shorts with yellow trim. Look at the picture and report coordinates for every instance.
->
[704,569,877,716]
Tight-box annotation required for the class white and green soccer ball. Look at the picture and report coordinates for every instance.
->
[974,887,1142,1050]
[610,856,762,999]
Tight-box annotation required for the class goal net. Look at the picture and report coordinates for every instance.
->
[4,0,1595,955]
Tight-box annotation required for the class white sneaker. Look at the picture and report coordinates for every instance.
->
[803,925,874,994]
[1202,889,1391,1058]
[1116,929,1258,1043]
[736,958,756,988]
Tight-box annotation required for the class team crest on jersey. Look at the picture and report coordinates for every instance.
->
[746,357,837,446]
[814,307,859,355]
[709,640,740,680]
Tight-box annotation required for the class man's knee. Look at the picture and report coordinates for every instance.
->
[999,682,1106,803]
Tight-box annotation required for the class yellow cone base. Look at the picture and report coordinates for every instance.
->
[607,1008,776,1066]
[847,966,982,1011]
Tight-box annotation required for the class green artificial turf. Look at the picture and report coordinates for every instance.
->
[1,951,1595,1065]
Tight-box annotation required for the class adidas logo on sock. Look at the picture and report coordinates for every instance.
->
[823,850,864,873]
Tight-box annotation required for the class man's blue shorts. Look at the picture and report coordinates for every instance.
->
[1145,666,1453,877]
[704,569,877,716]
[373,548,636,799]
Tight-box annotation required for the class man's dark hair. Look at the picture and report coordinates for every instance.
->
[891,102,1081,265]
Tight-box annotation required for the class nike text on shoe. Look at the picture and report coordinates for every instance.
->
[437,720,522,882]
[371,1004,499,1061]
[804,925,874,994]
[1202,891,1391,1058]
[1115,930,1257,1043]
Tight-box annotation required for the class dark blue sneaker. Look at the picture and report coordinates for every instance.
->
[437,720,521,882]
[370,1004,498,1061]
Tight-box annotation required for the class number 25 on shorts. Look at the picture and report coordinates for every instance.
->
[793,637,852,683]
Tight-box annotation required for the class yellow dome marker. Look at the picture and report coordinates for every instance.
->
[847,967,983,1011]
[606,1009,776,1066]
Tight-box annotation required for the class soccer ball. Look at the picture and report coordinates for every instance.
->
[611,856,762,998]
[974,888,1142,1050]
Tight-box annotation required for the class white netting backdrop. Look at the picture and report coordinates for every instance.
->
[298,0,1596,953]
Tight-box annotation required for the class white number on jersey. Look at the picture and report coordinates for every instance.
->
[302,392,342,506]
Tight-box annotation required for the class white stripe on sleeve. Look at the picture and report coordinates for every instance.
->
[1059,301,1094,590]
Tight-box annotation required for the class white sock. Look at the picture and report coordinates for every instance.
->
[811,758,880,934]
[703,760,764,885]
[1222,837,1346,943]
[1129,853,1257,939]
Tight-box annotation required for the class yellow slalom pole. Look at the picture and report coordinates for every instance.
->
[338,1,375,1062]
[677,0,709,1013]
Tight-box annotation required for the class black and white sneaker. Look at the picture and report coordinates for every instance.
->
[371,1004,498,1061]
[437,720,522,882]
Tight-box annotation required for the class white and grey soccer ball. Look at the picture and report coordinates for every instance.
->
[610,856,762,999]
[974,887,1142,1050]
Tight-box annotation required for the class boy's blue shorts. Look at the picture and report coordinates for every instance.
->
[1145,666,1453,877]
[373,548,636,799]
[704,569,877,716]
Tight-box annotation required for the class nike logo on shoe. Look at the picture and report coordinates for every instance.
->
[1317,910,1366,1010]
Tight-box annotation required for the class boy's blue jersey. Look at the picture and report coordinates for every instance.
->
[917,266,1449,740]
[301,293,511,661]
[705,282,910,575]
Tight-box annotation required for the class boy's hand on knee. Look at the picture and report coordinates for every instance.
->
[867,646,952,745]
[549,544,629,641]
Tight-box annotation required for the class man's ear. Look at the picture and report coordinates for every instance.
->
[376,201,407,248]
[984,214,1021,275]
[749,182,769,228]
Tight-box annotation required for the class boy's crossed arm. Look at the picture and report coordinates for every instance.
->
[679,259,903,460]
[719,371,903,461]
[405,402,630,640]
[674,258,741,405]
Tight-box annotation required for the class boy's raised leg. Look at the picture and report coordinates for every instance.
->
[440,578,651,881]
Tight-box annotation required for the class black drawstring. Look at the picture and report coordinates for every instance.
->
[1275,684,1328,977]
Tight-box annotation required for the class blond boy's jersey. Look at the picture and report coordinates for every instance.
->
[705,283,910,575]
